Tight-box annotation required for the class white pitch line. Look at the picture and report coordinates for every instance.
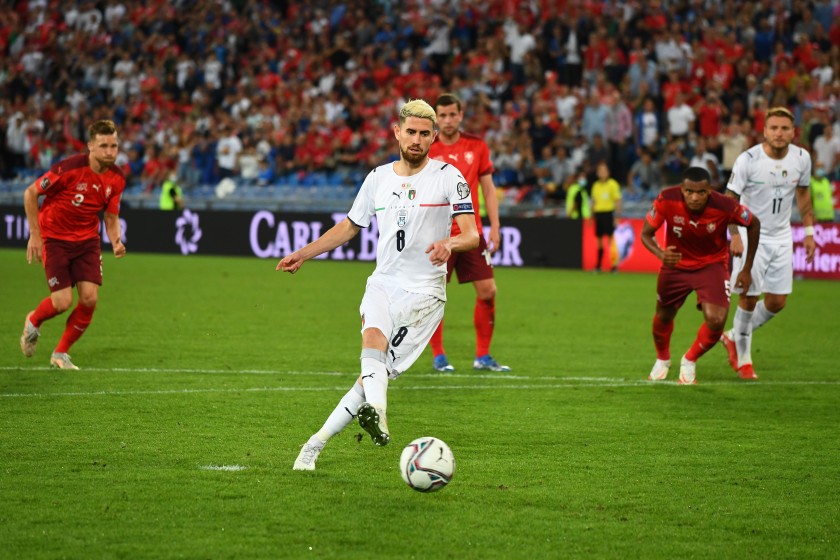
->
[200,465,248,472]
[1,379,839,399]
[0,365,612,381]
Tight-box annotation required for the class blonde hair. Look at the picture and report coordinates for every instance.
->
[766,106,794,123]
[399,99,436,126]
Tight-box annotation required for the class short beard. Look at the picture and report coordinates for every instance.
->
[400,146,427,166]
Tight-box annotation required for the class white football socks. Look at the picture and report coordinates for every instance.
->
[314,381,365,444]
[359,348,389,416]
[750,300,776,331]
[732,307,753,367]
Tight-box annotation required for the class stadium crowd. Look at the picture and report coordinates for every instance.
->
[1,0,840,207]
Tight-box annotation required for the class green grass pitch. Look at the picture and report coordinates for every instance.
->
[1,248,838,559]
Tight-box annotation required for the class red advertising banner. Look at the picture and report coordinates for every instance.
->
[793,223,840,280]
[582,217,664,273]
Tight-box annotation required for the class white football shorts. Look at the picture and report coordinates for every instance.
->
[731,241,793,296]
[359,276,445,379]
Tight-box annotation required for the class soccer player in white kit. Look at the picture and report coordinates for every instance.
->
[721,107,816,379]
[278,99,479,471]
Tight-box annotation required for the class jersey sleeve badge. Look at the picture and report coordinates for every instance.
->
[456,182,470,200]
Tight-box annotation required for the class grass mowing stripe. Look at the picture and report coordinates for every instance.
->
[2,379,839,398]
[6,366,834,384]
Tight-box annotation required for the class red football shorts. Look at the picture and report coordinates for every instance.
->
[656,260,730,310]
[43,237,102,292]
[446,235,494,284]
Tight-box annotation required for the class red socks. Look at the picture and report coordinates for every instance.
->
[474,297,495,357]
[652,315,674,360]
[55,303,96,353]
[685,323,722,363]
[429,320,445,357]
[30,297,61,328]
[431,297,496,358]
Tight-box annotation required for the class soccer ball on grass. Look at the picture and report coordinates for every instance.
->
[399,436,455,492]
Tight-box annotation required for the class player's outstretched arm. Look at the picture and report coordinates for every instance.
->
[23,182,44,264]
[104,212,126,258]
[276,217,360,274]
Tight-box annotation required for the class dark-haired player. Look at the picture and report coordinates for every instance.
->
[641,166,760,384]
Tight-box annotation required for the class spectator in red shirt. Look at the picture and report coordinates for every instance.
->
[21,119,127,370]
[642,166,760,384]
[141,145,170,193]
[695,91,728,138]
[662,70,691,111]
[642,1,668,33]
[710,51,734,90]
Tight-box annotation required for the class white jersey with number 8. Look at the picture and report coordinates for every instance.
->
[347,158,474,300]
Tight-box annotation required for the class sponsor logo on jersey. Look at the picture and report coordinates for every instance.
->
[48,276,59,287]
[689,219,699,228]
[456,182,470,199]
[92,184,100,192]
[448,153,459,162]
[408,189,416,200]
[453,202,473,212]
[40,177,51,190]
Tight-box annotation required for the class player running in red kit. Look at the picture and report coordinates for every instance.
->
[20,119,127,370]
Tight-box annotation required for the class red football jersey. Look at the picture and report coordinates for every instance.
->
[646,186,753,270]
[36,154,126,242]
[428,132,494,235]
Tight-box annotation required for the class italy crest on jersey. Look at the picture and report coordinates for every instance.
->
[408,189,416,200]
